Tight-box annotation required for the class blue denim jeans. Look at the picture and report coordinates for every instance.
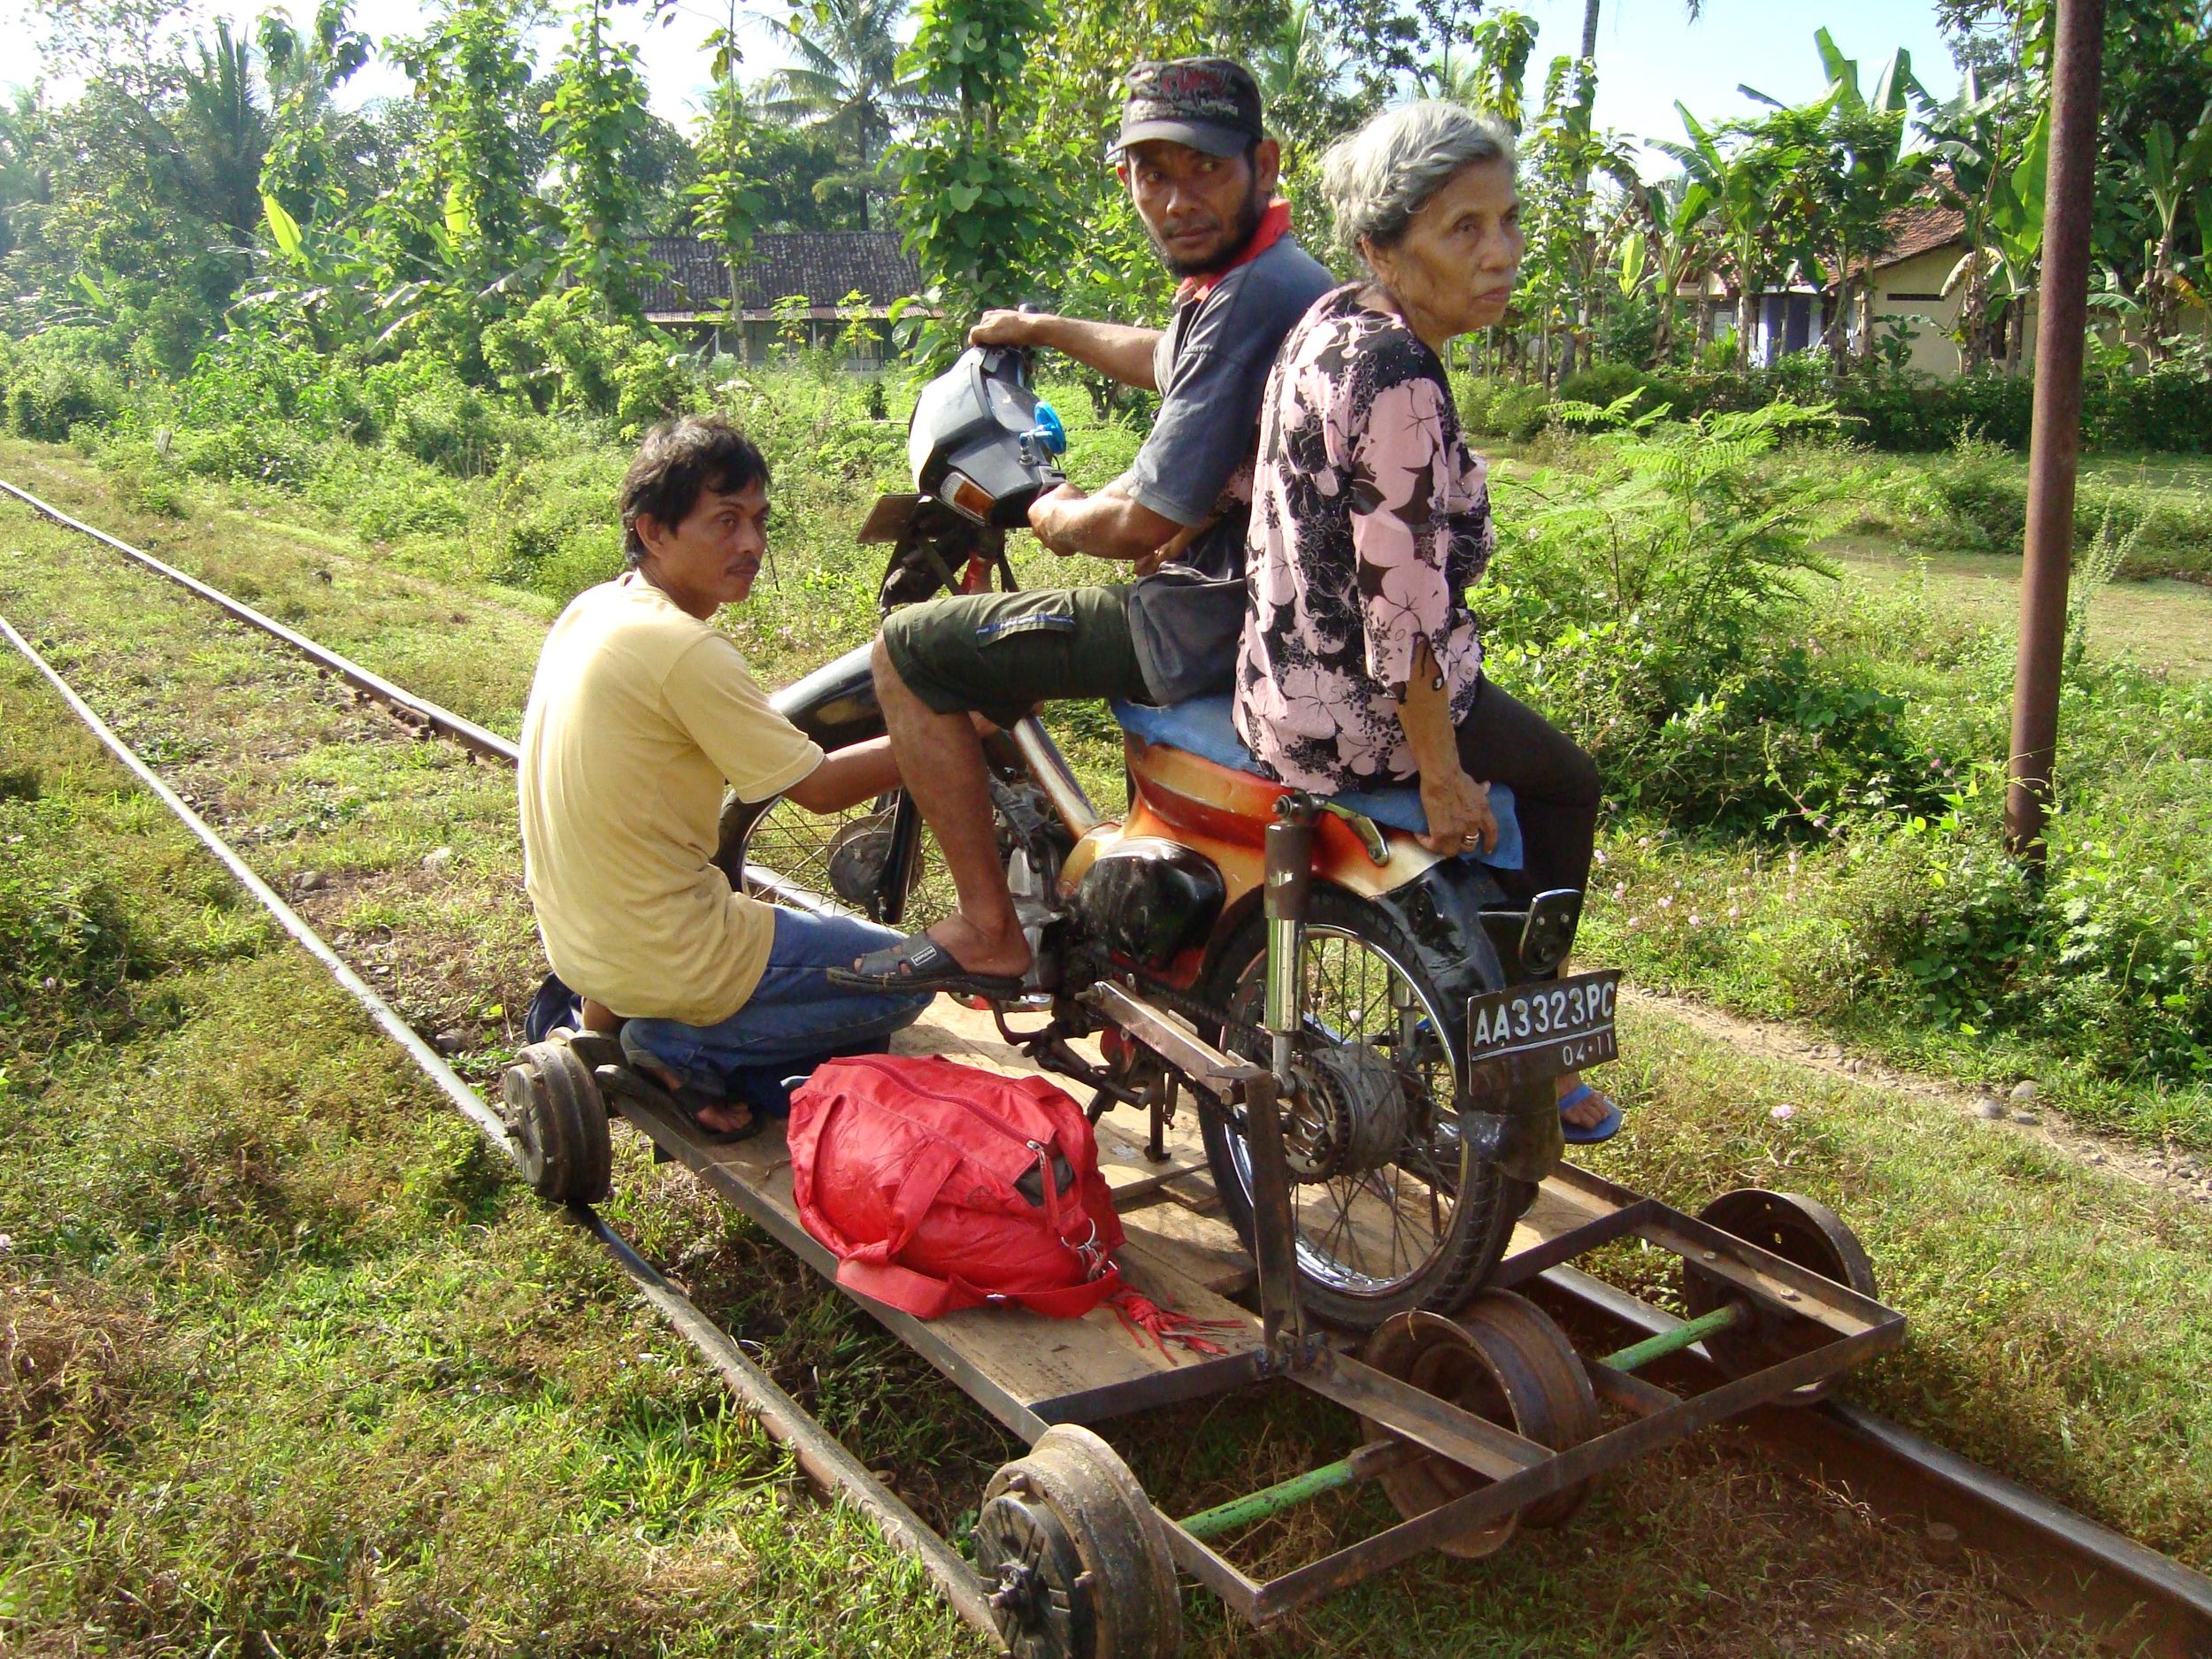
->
[622,908,932,1109]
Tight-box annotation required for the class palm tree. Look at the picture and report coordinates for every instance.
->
[759,0,920,231]
[1627,171,1716,367]
[1744,32,1925,371]
[0,89,52,263]
[257,1,376,219]
[1555,0,1702,377]
[1251,0,1345,171]
[168,20,273,246]
[1658,104,1819,372]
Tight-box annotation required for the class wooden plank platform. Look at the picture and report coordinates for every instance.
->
[611,1000,1265,1442]
[612,994,1662,1440]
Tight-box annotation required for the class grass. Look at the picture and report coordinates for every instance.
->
[0,651,981,1659]
[1845,444,2212,585]
[1824,536,2212,680]
[5,444,2193,1653]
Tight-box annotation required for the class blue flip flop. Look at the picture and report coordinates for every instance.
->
[1558,1081,1624,1145]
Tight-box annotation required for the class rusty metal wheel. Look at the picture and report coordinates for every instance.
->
[1454,1290,1601,1527]
[499,1037,611,1203]
[1356,1311,1521,1559]
[1682,1188,1877,1406]
[974,1425,1180,1659]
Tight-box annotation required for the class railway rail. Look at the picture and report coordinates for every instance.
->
[4,473,2208,1656]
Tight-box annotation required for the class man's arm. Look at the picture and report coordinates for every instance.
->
[971,311,1161,391]
[1026,477,1190,567]
[782,736,900,814]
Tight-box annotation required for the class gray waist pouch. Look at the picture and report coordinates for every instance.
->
[1123,569,1247,706]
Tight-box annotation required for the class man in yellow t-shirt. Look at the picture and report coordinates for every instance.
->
[519,415,930,1140]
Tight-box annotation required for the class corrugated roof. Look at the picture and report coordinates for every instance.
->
[640,233,925,318]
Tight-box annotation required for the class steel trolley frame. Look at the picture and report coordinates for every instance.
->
[506,975,1902,1657]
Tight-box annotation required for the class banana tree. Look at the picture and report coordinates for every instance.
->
[1657,104,1821,372]
[1743,32,1925,373]
[2136,109,2212,361]
[1619,172,1715,367]
[1922,69,2040,373]
[238,188,380,349]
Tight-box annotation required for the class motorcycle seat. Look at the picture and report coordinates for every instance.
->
[1109,694,1524,872]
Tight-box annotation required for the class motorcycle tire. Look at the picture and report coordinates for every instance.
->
[1196,886,1524,1333]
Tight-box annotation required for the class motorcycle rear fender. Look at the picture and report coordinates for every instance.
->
[1363,856,1516,1006]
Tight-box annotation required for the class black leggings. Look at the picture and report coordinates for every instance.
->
[1454,676,1601,902]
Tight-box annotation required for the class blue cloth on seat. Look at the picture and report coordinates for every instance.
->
[1110,694,1524,872]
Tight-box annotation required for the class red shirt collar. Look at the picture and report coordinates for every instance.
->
[1175,198,1293,304]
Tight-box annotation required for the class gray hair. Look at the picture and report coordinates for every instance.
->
[1320,100,1517,258]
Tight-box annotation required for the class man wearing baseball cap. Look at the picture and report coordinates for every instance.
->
[845,56,1335,997]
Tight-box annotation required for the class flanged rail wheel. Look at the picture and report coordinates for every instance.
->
[1356,1312,1512,1558]
[1455,1290,1601,1527]
[974,1425,1180,1659]
[1681,1188,1877,1405]
[499,1038,612,1203]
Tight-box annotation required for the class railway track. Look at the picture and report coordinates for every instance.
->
[4,472,2208,1657]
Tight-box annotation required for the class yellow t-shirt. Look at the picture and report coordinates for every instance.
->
[518,573,823,1024]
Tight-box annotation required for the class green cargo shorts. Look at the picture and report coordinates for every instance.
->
[879,586,1149,730]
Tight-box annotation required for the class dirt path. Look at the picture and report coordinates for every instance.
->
[1825,534,2212,678]
[1628,986,2212,1210]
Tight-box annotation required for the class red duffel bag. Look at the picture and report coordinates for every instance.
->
[787,1054,1128,1320]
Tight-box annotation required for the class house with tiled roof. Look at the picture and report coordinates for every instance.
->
[639,231,928,362]
[1677,189,2208,377]
[1853,203,1973,376]
[1679,200,1972,374]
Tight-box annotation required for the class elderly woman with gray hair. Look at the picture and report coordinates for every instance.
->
[1231,99,1617,1141]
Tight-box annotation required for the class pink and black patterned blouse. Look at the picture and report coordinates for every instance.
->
[1232,284,1495,792]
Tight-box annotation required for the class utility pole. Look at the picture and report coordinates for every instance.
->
[2005,0,2104,856]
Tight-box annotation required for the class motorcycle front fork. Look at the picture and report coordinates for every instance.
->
[1263,802,1316,1087]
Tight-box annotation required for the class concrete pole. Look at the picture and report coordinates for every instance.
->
[2005,0,2104,856]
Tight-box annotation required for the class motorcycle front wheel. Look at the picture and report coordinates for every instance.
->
[1198,887,1523,1332]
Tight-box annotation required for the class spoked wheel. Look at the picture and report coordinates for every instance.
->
[719,790,931,923]
[974,1425,1181,1659]
[1198,889,1519,1331]
[1681,1188,1878,1406]
[499,1038,612,1203]
[1355,1293,1598,1556]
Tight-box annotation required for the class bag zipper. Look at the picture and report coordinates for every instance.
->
[829,1056,1079,1225]
[832,1055,1066,1188]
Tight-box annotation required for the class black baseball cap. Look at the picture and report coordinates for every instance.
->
[1114,58,1265,159]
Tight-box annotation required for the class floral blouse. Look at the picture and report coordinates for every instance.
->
[1233,285,1494,792]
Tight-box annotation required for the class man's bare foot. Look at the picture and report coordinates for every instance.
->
[689,1098,751,1136]
[914,913,1032,980]
[1556,1071,1609,1130]
[630,1054,751,1136]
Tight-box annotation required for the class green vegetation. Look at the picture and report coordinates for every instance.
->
[7,320,2208,1145]
[9,426,2198,1659]
[1,0,2208,1635]
[1471,354,2212,457]
[0,647,982,1658]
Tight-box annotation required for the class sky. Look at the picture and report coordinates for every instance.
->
[5,0,1965,159]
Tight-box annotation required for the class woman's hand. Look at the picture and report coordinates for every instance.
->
[1417,764,1498,856]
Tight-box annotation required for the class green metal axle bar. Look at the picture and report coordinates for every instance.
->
[1179,1440,1409,1541]
[1598,1302,1742,1372]
[1177,1302,1747,1542]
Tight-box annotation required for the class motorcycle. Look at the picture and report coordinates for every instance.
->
[718,343,1622,1333]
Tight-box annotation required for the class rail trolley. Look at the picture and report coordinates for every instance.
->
[502,986,1901,1659]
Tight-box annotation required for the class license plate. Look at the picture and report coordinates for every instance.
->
[1463,971,1622,1098]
